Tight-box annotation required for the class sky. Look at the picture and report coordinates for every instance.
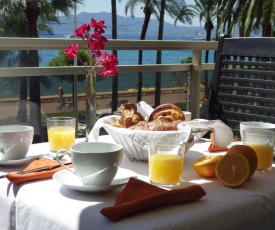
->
[76,0,201,27]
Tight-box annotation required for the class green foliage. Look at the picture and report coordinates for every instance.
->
[47,50,105,83]
[47,50,88,83]
[170,56,192,87]
[175,102,187,110]
[180,57,192,63]
[48,50,89,67]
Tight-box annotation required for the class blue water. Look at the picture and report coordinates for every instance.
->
[0,33,214,98]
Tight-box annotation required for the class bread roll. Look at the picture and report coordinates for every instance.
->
[148,103,185,122]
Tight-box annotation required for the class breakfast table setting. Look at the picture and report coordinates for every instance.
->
[1,102,275,230]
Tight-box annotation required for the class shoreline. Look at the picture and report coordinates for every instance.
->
[0,87,204,119]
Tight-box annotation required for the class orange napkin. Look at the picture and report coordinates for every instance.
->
[208,133,229,152]
[100,177,206,222]
[6,158,72,185]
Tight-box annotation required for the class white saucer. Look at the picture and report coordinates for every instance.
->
[53,168,138,192]
[0,155,43,166]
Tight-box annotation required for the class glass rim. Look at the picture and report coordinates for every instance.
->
[71,142,123,153]
[149,138,185,144]
[243,129,275,136]
[46,116,75,121]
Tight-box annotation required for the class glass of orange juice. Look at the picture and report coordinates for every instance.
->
[243,129,275,172]
[148,138,185,187]
[47,117,76,152]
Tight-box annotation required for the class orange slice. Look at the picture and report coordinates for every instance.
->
[192,155,223,178]
[226,145,258,179]
[215,153,250,187]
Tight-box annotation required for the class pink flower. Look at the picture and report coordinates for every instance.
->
[64,44,79,60]
[74,24,90,39]
[64,18,118,77]
[98,52,119,77]
[90,18,106,34]
[92,50,102,60]
[89,31,108,50]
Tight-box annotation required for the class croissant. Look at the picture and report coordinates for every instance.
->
[149,103,185,122]
[120,103,144,128]
[128,119,182,131]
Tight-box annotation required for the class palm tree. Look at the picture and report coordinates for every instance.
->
[25,0,83,143]
[242,0,275,37]
[124,0,154,102]
[154,0,165,107]
[0,1,29,122]
[119,0,193,105]
[111,0,118,113]
[218,0,249,37]
[173,4,194,26]
[0,1,54,123]
[136,1,152,102]
[0,0,83,142]
[118,0,155,102]
[192,0,217,47]
[154,0,194,106]
[218,0,275,37]
[191,0,217,97]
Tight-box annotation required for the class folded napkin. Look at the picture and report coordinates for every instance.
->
[208,133,229,152]
[6,158,72,185]
[100,177,206,222]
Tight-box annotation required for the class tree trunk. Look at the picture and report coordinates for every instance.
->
[262,21,272,37]
[17,50,28,123]
[154,0,165,107]
[111,0,118,113]
[137,1,152,102]
[24,3,42,143]
[204,22,213,98]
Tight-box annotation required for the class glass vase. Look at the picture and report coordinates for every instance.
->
[85,70,97,142]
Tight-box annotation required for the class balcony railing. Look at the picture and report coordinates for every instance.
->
[0,37,218,138]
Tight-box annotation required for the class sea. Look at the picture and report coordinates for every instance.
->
[0,33,214,98]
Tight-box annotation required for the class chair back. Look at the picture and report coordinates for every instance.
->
[209,35,275,139]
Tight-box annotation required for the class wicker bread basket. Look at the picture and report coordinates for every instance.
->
[90,116,232,162]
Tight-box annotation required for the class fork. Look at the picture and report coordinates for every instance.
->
[0,165,58,179]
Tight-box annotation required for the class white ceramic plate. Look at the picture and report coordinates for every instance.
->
[53,168,138,192]
[0,155,44,166]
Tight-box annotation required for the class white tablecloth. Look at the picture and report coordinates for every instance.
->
[1,136,275,230]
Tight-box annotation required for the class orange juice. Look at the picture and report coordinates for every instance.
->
[149,154,184,185]
[48,127,75,151]
[247,144,273,170]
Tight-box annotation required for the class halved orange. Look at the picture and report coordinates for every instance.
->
[215,153,250,187]
[226,145,258,179]
[192,155,223,178]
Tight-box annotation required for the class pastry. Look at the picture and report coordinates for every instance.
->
[120,103,145,128]
[128,119,181,131]
[148,103,185,122]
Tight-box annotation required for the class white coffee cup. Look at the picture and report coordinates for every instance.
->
[0,125,34,161]
[56,142,123,186]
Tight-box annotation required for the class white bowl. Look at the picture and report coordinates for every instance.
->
[240,122,275,141]
[0,125,34,161]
